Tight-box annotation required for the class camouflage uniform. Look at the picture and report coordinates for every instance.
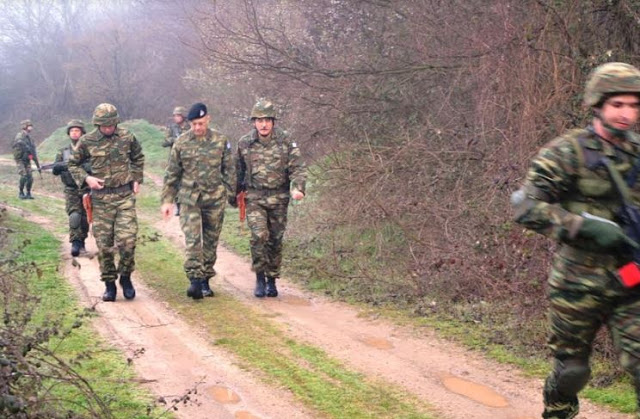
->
[237,101,306,292]
[512,63,640,418]
[162,107,190,150]
[68,104,144,290]
[12,120,39,199]
[53,120,90,249]
[161,127,236,283]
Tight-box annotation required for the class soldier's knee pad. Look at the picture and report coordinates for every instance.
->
[555,358,591,396]
[69,211,82,229]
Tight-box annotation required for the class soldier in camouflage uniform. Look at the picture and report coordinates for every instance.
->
[12,119,41,199]
[161,103,236,300]
[512,62,640,418]
[52,120,91,257]
[235,99,306,298]
[163,106,190,216]
[69,103,144,302]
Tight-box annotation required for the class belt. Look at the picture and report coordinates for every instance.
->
[247,185,289,197]
[92,182,133,196]
[557,244,621,268]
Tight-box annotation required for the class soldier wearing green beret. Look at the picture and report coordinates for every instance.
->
[512,62,640,418]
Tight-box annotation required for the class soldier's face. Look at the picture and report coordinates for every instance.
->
[173,114,184,124]
[99,125,117,137]
[254,118,274,137]
[25,125,33,133]
[190,115,210,136]
[69,127,83,141]
[600,94,640,131]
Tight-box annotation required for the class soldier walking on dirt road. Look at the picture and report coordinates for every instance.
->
[512,62,640,418]
[69,103,144,302]
[235,99,307,298]
[161,102,236,300]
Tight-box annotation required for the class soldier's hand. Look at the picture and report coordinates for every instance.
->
[579,213,639,250]
[228,195,238,208]
[161,203,173,221]
[86,176,105,190]
[291,189,304,201]
[133,181,140,194]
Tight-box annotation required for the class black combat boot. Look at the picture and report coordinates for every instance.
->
[201,278,214,297]
[254,272,266,298]
[187,278,203,300]
[18,190,26,200]
[266,276,278,297]
[25,190,34,199]
[102,281,117,302]
[119,274,136,300]
[71,240,82,257]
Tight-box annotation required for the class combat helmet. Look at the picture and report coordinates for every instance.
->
[250,99,277,119]
[173,106,187,117]
[584,62,640,107]
[92,103,120,126]
[66,119,86,135]
[20,119,33,129]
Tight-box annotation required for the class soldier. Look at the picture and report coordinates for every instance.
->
[162,106,190,216]
[235,99,307,298]
[68,103,144,302]
[52,120,91,257]
[512,62,640,418]
[161,103,236,300]
[12,119,41,199]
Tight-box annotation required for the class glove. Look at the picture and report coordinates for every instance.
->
[228,195,238,208]
[52,163,67,175]
[578,213,639,250]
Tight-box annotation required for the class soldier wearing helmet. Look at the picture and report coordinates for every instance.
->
[511,62,640,418]
[162,106,190,216]
[52,120,91,257]
[68,103,145,303]
[12,119,40,199]
[235,99,307,298]
[161,102,236,300]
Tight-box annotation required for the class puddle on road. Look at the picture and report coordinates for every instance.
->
[359,336,394,350]
[441,374,509,408]
[235,411,260,419]
[209,386,241,404]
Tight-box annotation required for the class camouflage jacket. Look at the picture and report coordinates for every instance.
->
[12,131,38,166]
[162,121,191,148]
[513,126,640,255]
[161,128,236,206]
[236,127,306,196]
[68,127,144,189]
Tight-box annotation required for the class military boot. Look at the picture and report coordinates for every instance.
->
[187,278,203,300]
[543,378,579,419]
[254,272,266,298]
[201,278,214,297]
[71,240,82,257]
[18,191,26,200]
[266,276,278,297]
[102,281,117,302]
[119,274,136,300]
[25,191,34,199]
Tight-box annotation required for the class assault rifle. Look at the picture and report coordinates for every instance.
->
[601,156,640,287]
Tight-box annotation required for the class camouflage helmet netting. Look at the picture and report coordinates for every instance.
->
[92,103,120,126]
[584,62,640,107]
[20,119,32,129]
[250,99,277,119]
[66,119,86,135]
[173,106,187,116]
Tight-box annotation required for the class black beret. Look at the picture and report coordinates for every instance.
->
[187,102,208,121]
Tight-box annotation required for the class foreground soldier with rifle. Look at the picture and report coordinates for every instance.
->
[12,119,40,199]
[50,120,92,257]
[512,62,640,418]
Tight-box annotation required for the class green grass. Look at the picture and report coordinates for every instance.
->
[4,215,162,418]
[134,222,436,418]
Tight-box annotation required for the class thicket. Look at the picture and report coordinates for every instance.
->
[186,0,640,369]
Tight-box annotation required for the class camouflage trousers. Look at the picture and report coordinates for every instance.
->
[64,187,89,243]
[246,195,289,278]
[92,192,138,282]
[15,161,32,192]
[545,252,640,415]
[179,198,225,279]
